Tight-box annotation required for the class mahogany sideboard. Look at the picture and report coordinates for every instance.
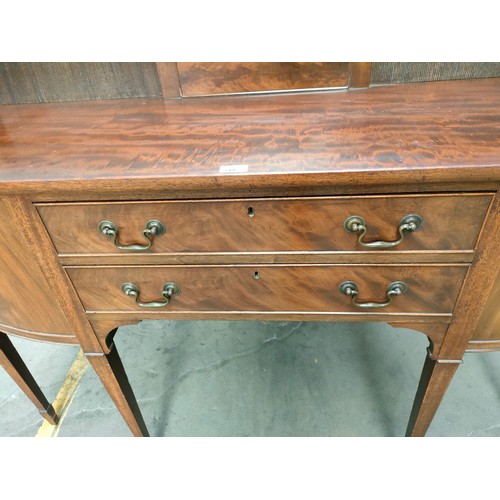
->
[0,78,499,436]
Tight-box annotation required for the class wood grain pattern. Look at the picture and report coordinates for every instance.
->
[1,197,149,434]
[0,63,162,104]
[1,79,499,197]
[85,343,149,437]
[349,62,371,88]
[66,264,468,315]
[471,268,500,340]
[434,192,500,360]
[403,191,500,435]
[1,196,103,353]
[0,198,73,337]
[1,75,499,437]
[177,63,349,96]
[405,350,461,437]
[155,63,181,98]
[2,63,497,104]
[37,194,492,257]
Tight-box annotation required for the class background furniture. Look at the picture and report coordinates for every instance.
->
[2,62,500,104]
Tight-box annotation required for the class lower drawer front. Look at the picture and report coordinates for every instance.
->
[67,265,468,314]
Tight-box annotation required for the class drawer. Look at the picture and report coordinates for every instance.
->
[66,264,468,315]
[38,194,492,256]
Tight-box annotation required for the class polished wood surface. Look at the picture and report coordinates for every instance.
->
[2,196,106,353]
[349,62,372,88]
[472,269,500,341]
[37,194,492,257]
[402,191,500,434]
[66,264,468,315]
[0,75,499,436]
[435,192,500,360]
[86,335,149,437]
[1,79,499,197]
[176,63,349,96]
[0,198,74,341]
[155,63,181,98]
[405,349,461,437]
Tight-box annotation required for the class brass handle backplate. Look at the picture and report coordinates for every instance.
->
[344,214,423,249]
[98,220,166,251]
[339,280,408,309]
[122,282,180,308]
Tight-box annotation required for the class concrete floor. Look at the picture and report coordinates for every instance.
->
[1,320,500,437]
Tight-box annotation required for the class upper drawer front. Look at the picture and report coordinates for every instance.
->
[37,194,492,255]
[67,264,468,315]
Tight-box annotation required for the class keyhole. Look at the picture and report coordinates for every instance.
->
[248,207,255,217]
[254,271,260,280]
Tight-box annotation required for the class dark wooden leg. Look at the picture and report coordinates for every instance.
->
[85,337,149,437]
[405,347,462,437]
[0,331,58,425]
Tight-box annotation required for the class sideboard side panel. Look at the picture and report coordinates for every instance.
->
[471,268,500,341]
[0,198,73,338]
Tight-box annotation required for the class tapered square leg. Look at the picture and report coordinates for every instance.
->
[85,342,149,437]
[406,348,462,437]
[0,331,59,425]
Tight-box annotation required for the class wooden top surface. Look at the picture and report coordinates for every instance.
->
[1,78,499,194]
